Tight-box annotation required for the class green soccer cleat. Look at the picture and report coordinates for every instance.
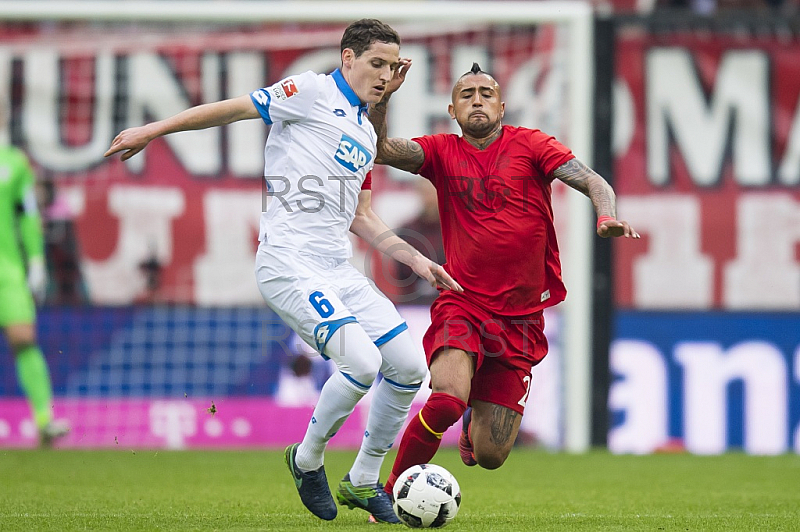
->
[284,443,337,520]
[337,473,400,524]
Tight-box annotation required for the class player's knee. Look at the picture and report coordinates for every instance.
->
[327,323,383,387]
[408,362,428,386]
[475,448,509,470]
[347,349,383,388]
[378,330,427,386]
[392,356,428,386]
[430,381,470,405]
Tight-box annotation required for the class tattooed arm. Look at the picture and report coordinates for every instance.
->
[369,97,426,173]
[368,58,426,173]
[552,158,640,239]
[552,158,616,216]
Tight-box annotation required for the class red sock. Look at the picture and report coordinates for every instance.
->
[385,393,467,494]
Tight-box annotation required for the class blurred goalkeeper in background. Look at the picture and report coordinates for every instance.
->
[369,62,639,496]
[106,18,462,524]
[0,103,69,447]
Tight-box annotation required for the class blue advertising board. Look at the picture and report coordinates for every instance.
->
[611,312,800,454]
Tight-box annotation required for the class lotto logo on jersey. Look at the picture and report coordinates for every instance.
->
[334,134,372,172]
[252,89,270,106]
[315,325,330,347]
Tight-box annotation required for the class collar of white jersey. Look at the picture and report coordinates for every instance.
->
[331,68,369,123]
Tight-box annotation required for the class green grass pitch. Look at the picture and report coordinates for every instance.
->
[1,448,798,531]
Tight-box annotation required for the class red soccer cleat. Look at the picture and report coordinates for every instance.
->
[458,408,477,466]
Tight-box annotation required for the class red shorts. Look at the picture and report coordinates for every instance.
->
[422,291,549,415]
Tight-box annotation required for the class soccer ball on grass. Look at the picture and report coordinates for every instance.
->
[392,463,461,528]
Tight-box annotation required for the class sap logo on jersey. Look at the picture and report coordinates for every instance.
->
[334,134,372,172]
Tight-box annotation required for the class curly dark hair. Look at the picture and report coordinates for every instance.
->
[340,19,400,58]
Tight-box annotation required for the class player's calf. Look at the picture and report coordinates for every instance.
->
[470,401,521,470]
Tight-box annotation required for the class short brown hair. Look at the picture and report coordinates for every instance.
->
[340,19,400,58]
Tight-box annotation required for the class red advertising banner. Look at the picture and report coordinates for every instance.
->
[1,22,570,306]
[614,29,800,310]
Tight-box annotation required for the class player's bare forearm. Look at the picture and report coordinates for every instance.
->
[157,97,258,135]
[369,99,390,150]
[554,158,640,239]
[553,158,616,218]
[379,138,426,174]
[368,58,412,157]
[350,192,462,292]
[105,96,257,160]
[369,99,425,173]
[350,206,419,265]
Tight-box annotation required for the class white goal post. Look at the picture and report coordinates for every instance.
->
[0,0,596,453]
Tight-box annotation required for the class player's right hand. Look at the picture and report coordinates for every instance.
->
[384,58,412,99]
[104,126,154,161]
[597,219,640,239]
[410,255,463,293]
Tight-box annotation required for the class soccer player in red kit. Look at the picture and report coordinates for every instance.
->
[367,62,639,497]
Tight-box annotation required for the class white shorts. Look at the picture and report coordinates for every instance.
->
[254,243,407,357]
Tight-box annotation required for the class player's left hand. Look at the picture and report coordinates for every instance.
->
[410,255,463,293]
[104,125,155,161]
[384,58,412,99]
[27,256,47,304]
[597,219,640,239]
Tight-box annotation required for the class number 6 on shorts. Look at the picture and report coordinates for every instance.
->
[309,290,335,318]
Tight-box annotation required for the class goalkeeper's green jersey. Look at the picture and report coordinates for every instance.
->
[0,145,41,284]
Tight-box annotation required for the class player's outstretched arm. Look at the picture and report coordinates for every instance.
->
[104,95,259,161]
[350,190,463,293]
[552,158,640,239]
[368,59,426,174]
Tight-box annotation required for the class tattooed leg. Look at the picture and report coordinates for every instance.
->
[470,400,523,470]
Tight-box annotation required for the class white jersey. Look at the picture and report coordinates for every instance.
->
[250,69,376,259]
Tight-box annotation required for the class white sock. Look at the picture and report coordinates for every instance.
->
[296,371,368,472]
[349,379,418,486]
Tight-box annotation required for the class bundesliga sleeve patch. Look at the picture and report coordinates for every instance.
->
[272,78,299,101]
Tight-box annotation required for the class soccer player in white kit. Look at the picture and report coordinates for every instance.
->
[105,19,461,523]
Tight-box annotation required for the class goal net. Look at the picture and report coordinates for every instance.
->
[0,1,594,451]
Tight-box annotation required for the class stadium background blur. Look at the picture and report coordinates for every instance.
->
[0,0,798,457]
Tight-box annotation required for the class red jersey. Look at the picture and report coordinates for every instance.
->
[413,125,574,315]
